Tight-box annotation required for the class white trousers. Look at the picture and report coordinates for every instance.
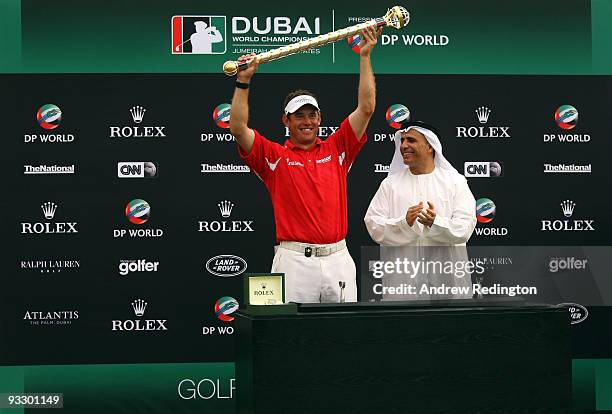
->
[271,244,357,303]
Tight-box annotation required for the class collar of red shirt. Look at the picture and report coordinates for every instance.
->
[284,138,323,151]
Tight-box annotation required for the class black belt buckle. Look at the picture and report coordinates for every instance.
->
[305,246,313,257]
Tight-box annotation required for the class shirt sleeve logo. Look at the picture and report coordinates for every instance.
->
[265,157,281,171]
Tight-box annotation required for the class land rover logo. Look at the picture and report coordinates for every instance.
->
[206,255,247,277]
[558,303,588,325]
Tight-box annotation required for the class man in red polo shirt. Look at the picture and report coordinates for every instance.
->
[229,26,381,303]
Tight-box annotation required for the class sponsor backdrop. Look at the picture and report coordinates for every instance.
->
[1,0,612,413]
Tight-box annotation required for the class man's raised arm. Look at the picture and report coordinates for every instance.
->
[348,26,381,139]
[229,53,258,153]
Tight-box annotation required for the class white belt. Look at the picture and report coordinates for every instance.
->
[280,240,346,257]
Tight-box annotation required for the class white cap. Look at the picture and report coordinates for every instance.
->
[284,95,320,115]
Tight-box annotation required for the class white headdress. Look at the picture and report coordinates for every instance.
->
[388,123,459,176]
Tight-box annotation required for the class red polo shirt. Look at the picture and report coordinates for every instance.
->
[239,118,367,244]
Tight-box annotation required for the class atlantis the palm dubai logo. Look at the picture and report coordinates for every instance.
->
[125,199,151,225]
[385,104,410,129]
[213,104,231,129]
[37,104,62,130]
[215,297,239,322]
[172,16,226,54]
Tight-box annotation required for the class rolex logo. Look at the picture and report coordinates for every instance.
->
[218,200,234,218]
[560,200,575,217]
[131,299,147,317]
[41,202,58,219]
[261,282,267,289]
[198,201,254,232]
[541,199,594,231]
[475,106,491,124]
[130,106,146,124]
[112,299,168,331]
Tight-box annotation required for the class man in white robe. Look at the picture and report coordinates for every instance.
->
[364,122,477,300]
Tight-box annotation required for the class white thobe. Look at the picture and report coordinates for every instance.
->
[364,167,477,300]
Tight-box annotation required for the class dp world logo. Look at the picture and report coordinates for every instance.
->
[172,16,226,54]
[213,104,231,129]
[125,199,150,225]
[476,198,496,223]
[385,104,410,129]
[215,297,239,322]
[555,105,578,130]
[347,34,361,54]
[37,104,62,130]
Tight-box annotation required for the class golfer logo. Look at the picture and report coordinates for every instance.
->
[172,15,226,54]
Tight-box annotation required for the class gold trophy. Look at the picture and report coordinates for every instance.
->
[222,6,410,76]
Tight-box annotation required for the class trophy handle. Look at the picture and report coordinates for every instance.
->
[223,5,410,76]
